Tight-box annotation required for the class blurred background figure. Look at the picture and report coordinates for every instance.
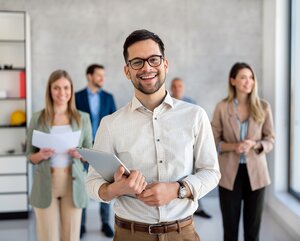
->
[26,69,93,241]
[75,64,116,238]
[170,77,197,104]
[170,77,212,219]
[211,62,275,241]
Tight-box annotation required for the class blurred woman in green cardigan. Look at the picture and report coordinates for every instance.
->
[26,70,92,241]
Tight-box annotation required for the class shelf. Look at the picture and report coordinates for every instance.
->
[0,40,25,43]
[0,68,25,71]
[0,211,28,220]
[0,10,30,220]
[0,97,25,101]
[0,173,27,177]
[0,152,26,157]
[0,124,26,128]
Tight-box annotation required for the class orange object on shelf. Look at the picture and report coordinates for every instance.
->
[10,110,26,126]
[19,71,26,98]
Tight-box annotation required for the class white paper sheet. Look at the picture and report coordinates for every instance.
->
[32,130,81,154]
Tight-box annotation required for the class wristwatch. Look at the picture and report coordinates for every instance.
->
[177,181,187,199]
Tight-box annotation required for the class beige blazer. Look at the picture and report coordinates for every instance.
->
[211,100,275,191]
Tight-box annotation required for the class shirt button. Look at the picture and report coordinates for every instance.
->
[159,160,163,163]
[154,117,157,120]
[156,139,160,142]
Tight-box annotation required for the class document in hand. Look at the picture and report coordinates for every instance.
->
[32,130,81,154]
[76,147,131,183]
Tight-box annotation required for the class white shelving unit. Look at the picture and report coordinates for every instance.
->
[0,11,31,219]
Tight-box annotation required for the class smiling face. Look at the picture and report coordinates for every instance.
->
[50,77,72,106]
[230,68,254,95]
[124,39,168,95]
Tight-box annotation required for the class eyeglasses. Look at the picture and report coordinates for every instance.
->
[127,55,164,70]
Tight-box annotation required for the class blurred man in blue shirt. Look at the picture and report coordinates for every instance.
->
[75,64,116,238]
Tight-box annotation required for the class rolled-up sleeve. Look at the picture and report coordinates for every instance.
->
[184,110,221,201]
[85,165,109,202]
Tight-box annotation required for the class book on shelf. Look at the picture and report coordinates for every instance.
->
[19,71,26,98]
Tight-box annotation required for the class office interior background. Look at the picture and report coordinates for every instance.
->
[0,0,299,240]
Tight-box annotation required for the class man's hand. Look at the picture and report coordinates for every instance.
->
[99,166,147,201]
[137,182,179,206]
[113,166,147,195]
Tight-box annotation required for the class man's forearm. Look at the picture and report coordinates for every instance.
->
[98,182,120,201]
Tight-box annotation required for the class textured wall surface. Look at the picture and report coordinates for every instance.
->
[0,0,262,117]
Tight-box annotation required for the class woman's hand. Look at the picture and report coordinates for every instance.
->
[235,140,256,154]
[243,139,256,153]
[68,148,82,159]
[235,142,246,154]
[29,148,55,164]
[39,148,55,159]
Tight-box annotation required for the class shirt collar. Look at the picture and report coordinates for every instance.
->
[87,87,102,96]
[130,91,174,112]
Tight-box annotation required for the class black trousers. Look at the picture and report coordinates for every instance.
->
[219,164,265,241]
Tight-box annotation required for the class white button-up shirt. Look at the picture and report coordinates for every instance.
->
[86,92,220,224]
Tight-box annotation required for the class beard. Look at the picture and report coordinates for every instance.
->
[91,80,103,89]
[131,71,166,95]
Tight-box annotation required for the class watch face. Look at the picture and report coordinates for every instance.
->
[179,186,187,199]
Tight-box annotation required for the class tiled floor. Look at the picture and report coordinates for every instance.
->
[0,196,296,241]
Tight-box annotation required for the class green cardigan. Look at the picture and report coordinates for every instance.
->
[26,110,93,208]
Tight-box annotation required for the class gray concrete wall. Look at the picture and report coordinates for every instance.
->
[0,0,262,117]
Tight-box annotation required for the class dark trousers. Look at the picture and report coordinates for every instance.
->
[80,162,110,227]
[219,164,265,241]
[81,202,110,227]
[99,202,110,224]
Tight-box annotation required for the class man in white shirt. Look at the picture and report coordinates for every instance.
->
[86,29,220,241]
[170,77,213,219]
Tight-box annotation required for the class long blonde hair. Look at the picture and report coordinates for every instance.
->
[225,62,265,122]
[39,69,81,127]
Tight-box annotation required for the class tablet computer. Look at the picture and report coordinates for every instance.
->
[76,147,130,183]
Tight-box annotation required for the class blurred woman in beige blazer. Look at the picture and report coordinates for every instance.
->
[211,62,275,241]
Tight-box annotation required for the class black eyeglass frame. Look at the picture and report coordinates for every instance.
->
[127,55,164,70]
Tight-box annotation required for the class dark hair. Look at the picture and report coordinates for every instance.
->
[123,29,165,62]
[86,64,104,76]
